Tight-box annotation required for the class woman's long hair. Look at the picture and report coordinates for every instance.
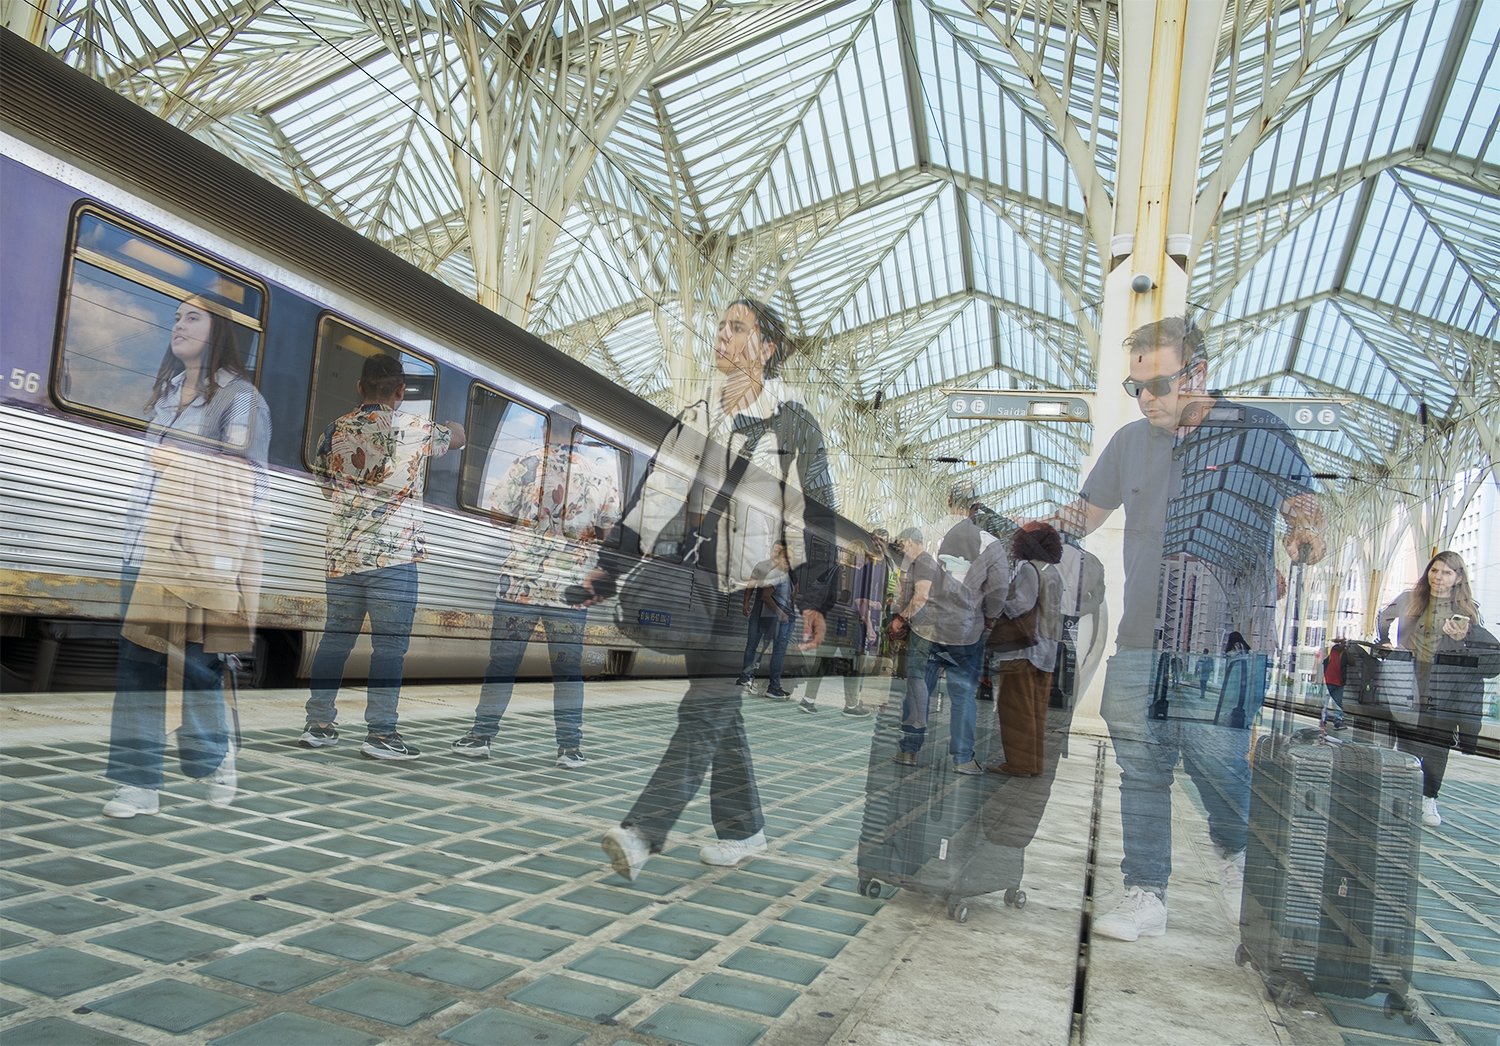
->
[144,297,250,414]
[1410,550,1480,622]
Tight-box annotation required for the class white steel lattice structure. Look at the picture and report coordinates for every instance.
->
[5,0,1496,537]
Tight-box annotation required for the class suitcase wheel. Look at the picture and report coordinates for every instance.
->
[1384,992,1414,1024]
[1004,888,1026,910]
[859,878,884,899]
[1233,943,1250,968]
[946,901,969,923]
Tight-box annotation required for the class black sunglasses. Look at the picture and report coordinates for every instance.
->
[1122,362,1195,399]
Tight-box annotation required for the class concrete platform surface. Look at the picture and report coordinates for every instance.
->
[0,681,1496,1046]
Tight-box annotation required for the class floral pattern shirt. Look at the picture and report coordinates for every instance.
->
[489,445,621,606]
[315,404,452,578]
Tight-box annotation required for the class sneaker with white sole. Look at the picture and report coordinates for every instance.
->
[205,746,237,809]
[1216,845,1245,927]
[602,825,651,882]
[798,699,818,714]
[102,784,159,819]
[451,733,491,758]
[1422,797,1442,826]
[299,722,339,748]
[699,829,768,866]
[1093,886,1168,941]
[361,732,420,761]
[953,759,985,776]
[556,747,587,769]
[842,703,873,717]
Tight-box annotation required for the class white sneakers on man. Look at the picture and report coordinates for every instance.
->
[206,745,237,809]
[1093,886,1169,941]
[102,785,159,819]
[1422,797,1442,826]
[699,830,768,867]
[1216,846,1246,926]
[601,826,651,882]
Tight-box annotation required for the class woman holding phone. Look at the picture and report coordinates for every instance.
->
[1377,551,1494,826]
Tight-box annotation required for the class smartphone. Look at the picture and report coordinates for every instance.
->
[1449,614,1470,627]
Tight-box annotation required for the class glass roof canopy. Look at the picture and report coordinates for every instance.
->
[28,0,1499,524]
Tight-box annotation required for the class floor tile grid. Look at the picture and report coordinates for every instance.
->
[1308,772,1500,1046]
[2,701,888,1044]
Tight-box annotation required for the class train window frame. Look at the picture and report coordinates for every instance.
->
[51,203,268,435]
[639,461,692,562]
[457,380,551,527]
[567,426,629,549]
[301,312,441,481]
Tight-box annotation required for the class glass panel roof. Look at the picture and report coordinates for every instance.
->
[27,0,1498,523]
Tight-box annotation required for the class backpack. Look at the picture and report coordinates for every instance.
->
[926,520,999,645]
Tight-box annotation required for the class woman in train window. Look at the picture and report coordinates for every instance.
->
[100,295,270,819]
[601,298,838,880]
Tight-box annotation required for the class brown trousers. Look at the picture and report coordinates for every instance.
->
[994,659,1053,775]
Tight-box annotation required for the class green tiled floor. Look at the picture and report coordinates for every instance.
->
[4,698,1495,1046]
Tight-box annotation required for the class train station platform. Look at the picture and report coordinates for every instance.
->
[1,681,1497,1046]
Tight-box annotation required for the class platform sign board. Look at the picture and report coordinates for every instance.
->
[944,392,1092,423]
[1184,398,1344,431]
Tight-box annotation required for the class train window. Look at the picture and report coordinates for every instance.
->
[640,465,690,560]
[567,430,628,548]
[54,207,265,432]
[460,384,548,524]
[304,315,437,471]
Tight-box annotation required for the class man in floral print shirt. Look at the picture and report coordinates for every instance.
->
[300,354,465,760]
[451,403,620,767]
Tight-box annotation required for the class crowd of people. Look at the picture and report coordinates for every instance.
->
[98,296,1494,949]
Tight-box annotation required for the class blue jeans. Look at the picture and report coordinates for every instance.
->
[1102,647,1252,895]
[107,566,229,789]
[897,637,983,762]
[306,562,419,735]
[472,599,585,748]
[1324,683,1345,722]
[738,612,791,690]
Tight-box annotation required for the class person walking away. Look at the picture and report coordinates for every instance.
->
[1321,639,1347,730]
[734,543,797,699]
[301,354,465,760]
[452,405,619,766]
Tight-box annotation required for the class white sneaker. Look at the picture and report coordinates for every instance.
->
[1216,846,1245,926]
[1093,886,1168,941]
[699,829,768,867]
[102,784,159,819]
[1422,797,1442,826]
[205,745,237,809]
[556,747,587,769]
[602,826,651,882]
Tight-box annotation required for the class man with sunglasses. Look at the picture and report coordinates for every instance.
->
[1051,317,1325,943]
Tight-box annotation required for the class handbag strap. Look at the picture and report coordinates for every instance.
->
[682,413,773,569]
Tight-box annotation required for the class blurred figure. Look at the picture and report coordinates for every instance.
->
[1377,551,1497,826]
[452,404,619,767]
[987,522,1064,777]
[1321,638,1347,730]
[601,299,837,880]
[891,504,1010,774]
[1051,317,1324,942]
[735,542,797,700]
[797,538,885,717]
[104,297,270,818]
[301,354,464,760]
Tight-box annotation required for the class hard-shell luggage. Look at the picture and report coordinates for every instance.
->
[855,699,1025,921]
[1237,728,1421,1021]
[1340,641,1417,722]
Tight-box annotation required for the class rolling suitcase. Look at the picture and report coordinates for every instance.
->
[1340,641,1418,723]
[1236,551,1422,1023]
[855,695,1025,921]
